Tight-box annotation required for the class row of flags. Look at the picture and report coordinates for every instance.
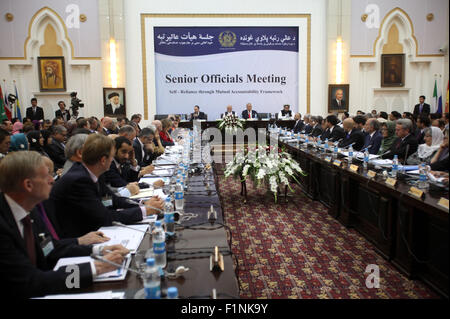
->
[431,77,449,114]
[0,82,22,122]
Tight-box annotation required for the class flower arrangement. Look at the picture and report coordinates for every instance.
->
[224,145,305,202]
[217,114,245,133]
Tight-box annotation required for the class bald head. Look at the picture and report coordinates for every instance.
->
[226,105,232,112]
[152,120,162,132]
[343,118,355,132]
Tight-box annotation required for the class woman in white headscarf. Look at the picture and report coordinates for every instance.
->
[407,126,444,164]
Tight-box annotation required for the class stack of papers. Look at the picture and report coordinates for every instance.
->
[35,291,124,299]
[54,256,132,282]
[130,188,154,199]
[145,168,173,177]
[371,159,393,166]
[94,224,149,253]
[139,176,169,185]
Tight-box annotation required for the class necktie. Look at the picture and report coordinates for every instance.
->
[38,203,59,240]
[420,104,423,113]
[22,215,36,265]
[338,100,341,107]
[248,112,251,119]
[346,133,350,139]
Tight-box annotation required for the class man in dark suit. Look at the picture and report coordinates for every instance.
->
[338,118,365,151]
[382,119,419,162]
[104,136,140,188]
[45,125,67,169]
[55,101,71,122]
[190,105,207,120]
[415,115,431,144]
[292,113,304,133]
[330,89,346,110]
[309,116,323,137]
[363,118,383,154]
[50,134,164,238]
[321,114,345,142]
[221,105,236,118]
[241,103,258,119]
[413,95,431,116]
[301,114,313,134]
[0,151,128,298]
[133,127,156,167]
[26,98,45,121]
[104,92,125,116]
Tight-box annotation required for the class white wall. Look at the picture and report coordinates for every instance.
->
[124,0,328,125]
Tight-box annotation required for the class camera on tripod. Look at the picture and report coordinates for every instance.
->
[70,92,84,117]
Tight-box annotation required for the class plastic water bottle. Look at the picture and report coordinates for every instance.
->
[164,196,175,237]
[181,173,188,191]
[324,138,329,153]
[392,155,399,178]
[348,145,353,164]
[418,163,428,189]
[363,148,369,169]
[333,144,338,159]
[167,287,178,299]
[297,134,301,146]
[152,221,166,269]
[143,258,161,299]
[174,179,184,211]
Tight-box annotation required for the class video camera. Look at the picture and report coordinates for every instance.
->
[70,92,84,117]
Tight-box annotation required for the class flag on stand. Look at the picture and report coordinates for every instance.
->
[432,79,438,113]
[0,85,7,122]
[437,77,443,114]
[2,82,12,120]
[14,83,22,121]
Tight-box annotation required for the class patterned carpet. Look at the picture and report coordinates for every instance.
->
[216,173,440,299]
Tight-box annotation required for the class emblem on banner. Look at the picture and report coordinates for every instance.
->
[219,31,237,47]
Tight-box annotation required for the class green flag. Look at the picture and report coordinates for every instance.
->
[432,79,438,113]
[0,85,7,121]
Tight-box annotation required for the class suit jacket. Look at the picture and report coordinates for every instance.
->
[221,111,236,118]
[133,138,153,167]
[0,194,92,298]
[381,134,419,161]
[413,103,430,116]
[303,124,313,135]
[415,128,425,145]
[104,104,125,116]
[241,110,258,119]
[26,106,45,121]
[338,129,365,151]
[104,160,139,188]
[50,162,144,238]
[55,109,71,122]
[292,120,305,133]
[321,126,345,142]
[330,99,346,110]
[190,112,207,120]
[310,125,323,137]
[363,130,383,154]
[45,140,66,169]
[44,139,66,169]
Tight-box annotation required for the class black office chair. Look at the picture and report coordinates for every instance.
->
[154,114,169,120]
[258,113,270,120]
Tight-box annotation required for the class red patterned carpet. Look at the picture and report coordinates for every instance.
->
[217,175,440,299]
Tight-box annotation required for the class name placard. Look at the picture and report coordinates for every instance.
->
[385,177,397,187]
[437,198,449,210]
[333,160,342,167]
[367,170,376,178]
[349,164,359,172]
[408,187,424,199]
[324,157,332,163]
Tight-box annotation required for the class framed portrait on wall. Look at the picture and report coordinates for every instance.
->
[381,54,405,87]
[328,84,349,113]
[103,88,126,117]
[37,56,67,91]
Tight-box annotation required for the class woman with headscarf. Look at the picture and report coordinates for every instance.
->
[12,121,23,135]
[377,121,396,155]
[407,126,444,164]
[9,133,29,152]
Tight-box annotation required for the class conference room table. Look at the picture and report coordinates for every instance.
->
[79,165,240,299]
[273,134,449,298]
[178,119,296,131]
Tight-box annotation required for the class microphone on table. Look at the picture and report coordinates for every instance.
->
[112,221,153,236]
[90,253,142,276]
[403,144,410,165]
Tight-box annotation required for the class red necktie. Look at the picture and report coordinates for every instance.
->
[248,112,251,119]
[22,215,37,265]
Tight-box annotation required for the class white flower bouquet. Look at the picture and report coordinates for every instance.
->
[217,114,245,133]
[224,145,305,202]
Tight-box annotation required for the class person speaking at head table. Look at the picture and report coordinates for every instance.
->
[50,133,164,239]
[190,105,207,120]
[0,151,130,298]
[278,104,294,120]
[241,103,258,119]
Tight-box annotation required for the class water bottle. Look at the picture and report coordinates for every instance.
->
[174,179,184,211]
[167,287,178,299]
[363,148,369,169]
[164,196,175,237]
[333,144,338,159]
[392,155,399,178]
[143,258,161,299]
[296,134,301,146]
[152,221,166,269]
[324,138,329,153]
[348,145,353,164]
[418,163,428,189]
[182,173,188,191]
